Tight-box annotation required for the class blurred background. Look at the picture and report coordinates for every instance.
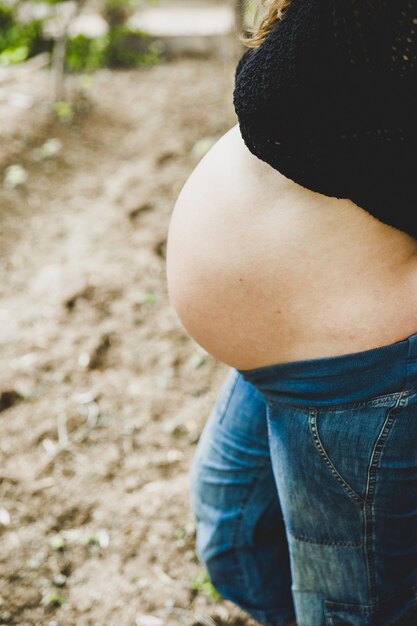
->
[0,0,265,625]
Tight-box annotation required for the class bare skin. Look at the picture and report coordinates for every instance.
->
[166,127,409,625]
[166,122,417,371]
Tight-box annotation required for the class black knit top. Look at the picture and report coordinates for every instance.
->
[232,0,417,239]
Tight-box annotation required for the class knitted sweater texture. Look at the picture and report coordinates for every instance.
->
[232,0,417,239]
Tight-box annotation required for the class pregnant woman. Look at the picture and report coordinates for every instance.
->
[166,1,417,624]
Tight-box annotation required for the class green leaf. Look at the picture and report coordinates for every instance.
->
[0,46,28,65]
[53,101,73,123]
[42,592,65,607]
[191,570,222,602]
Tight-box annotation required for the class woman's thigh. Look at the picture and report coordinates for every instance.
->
[189,368,294,621]
[266,390,417,626]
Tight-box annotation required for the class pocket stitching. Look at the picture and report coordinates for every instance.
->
[309,408,364,506]
[267,389,408,412]
[325,599,373,612]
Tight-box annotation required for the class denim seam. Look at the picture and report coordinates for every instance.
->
[309,408,364,506]
[287,530,361,547]
[325,598,372,613]
[363,390,407,604]
[267,390,404,412]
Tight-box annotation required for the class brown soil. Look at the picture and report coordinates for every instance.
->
[0,56,259,626]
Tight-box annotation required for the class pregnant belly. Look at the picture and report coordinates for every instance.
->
[166,124,417,370]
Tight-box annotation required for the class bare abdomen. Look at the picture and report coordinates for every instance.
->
[166,124,417,370]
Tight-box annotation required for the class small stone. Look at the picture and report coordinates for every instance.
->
[0,507,10,526]
[52,573,67,587]
[4,164,27,189]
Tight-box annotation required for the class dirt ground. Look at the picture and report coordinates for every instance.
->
[0,53,260,626]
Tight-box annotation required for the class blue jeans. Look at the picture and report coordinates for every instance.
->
[189,331,417,626]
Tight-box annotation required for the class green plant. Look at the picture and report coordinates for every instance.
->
[105,25,162,68]
[0,4,50,65]
[65,27,162,71]
[41,592,65,607]
[53,100,73,122]
[65,34,108,72]
[191,570,222,602]
[0,0,162,73]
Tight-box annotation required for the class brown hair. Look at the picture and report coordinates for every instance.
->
[238,0,292,48]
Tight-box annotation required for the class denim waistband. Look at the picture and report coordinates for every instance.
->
[237,331,417,407]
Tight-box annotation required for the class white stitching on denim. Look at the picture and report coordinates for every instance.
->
[268,390,403,412]
[287,529,361,547]
[309,408,363,505]
[363,390,406,604]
